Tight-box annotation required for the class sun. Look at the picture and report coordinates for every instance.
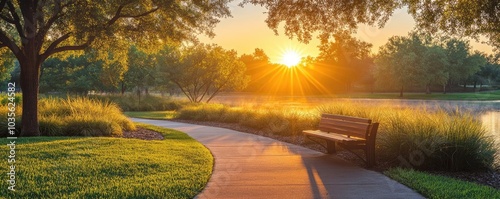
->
[280,50,302,67]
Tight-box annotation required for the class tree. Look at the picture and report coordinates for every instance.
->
[122,46,157,96]
[374,33,428,97]
[316,33,373,92]
[420,46,449,94]
[40,54,109,94]
[405,0,500,50]
[0,0,231,136]
[239,48,275,93]
[476,56,500,89]
[242,1,500,49]
[444,39,485,91]
[158,44,249,103]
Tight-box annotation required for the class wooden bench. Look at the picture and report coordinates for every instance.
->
[303,114,379,167]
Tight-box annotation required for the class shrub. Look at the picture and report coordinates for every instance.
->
[0,94,21,105]
[177,103,319,136]
[64,116,122,136]
[0,96,135,137]
[175,100,496,171]
[91,94,187,111]
[318,102,496,171]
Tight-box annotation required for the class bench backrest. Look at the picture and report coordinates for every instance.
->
[318,114,376,139]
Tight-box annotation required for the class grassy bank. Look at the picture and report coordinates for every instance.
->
[385,168,500,199]
[128,101,496,171]
[0,124,213,199]
[0,97,135,137]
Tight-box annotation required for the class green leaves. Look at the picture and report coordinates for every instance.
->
[157,44,249,103]
[241,0,399,43]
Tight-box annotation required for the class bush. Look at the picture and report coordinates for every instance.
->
[0,96,135,137]
[91,94,187,111]
[175,101,496,171]
[177,103,319,136]
[318,102,496,171]
[0,94,21,105]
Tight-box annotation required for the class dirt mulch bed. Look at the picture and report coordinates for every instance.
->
[170,119,500,189]
[121,127,164,140]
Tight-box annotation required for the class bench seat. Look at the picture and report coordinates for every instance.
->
[303,130,366,143]
[303,114,379,167]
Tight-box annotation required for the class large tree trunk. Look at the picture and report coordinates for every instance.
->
[442,84,447,94]
[426,84,431,94]
[399,85,404,97]
[19,59,41,136]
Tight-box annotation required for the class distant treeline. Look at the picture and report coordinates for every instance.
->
[1,33,499,97]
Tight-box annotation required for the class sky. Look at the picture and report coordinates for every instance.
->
[198,2,495,64]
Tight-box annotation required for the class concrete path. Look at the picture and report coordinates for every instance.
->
[131,118,425,199]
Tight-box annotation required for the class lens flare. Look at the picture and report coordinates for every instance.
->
[280,50,301,67]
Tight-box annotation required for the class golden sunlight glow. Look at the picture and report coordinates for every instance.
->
[280,50,302,67]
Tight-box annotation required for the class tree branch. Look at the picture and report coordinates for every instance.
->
[0,14,15,23]
[40,35,95,61]
[49,42,88,54]
[173,80,193,102]
[42,32,70,54]
[6,1,25,39]
[106,4,159,27]
[37,2,66,43]
[106,3,128,27]
[0,0,7,11]
[120,7,159,18]
[0,29,21,55]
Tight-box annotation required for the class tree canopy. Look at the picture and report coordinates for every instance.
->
[157,44,249,103]
[375,33,490,96]
[242,0,500,49]
[0,0,232,136]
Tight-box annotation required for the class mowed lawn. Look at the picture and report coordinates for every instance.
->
[0,124,213,199]
[125,111,176,120]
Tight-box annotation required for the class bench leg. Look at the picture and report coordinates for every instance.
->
[366,148,376,167]
[326,141,336,154]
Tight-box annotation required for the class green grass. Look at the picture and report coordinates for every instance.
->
[91,94,189,111]
[129,101,496,171]
[0,97,136,137]
[318,102,496,171]
[124,111,177,120]
[0,123,213,199]
[385,168,500,199]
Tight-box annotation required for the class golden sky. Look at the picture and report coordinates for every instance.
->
[198,3,495,64]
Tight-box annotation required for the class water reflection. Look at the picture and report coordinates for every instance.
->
[482,111,500,152]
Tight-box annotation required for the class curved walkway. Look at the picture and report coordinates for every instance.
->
[131,118,424,199]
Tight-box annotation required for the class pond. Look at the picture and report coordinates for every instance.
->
[482,111,500,151]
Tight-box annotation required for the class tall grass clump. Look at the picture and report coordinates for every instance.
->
[0,94,21,105]
[318,101,496,171]
[177,103,320,136]
[91,94,187,111]
[0,97,135,137]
